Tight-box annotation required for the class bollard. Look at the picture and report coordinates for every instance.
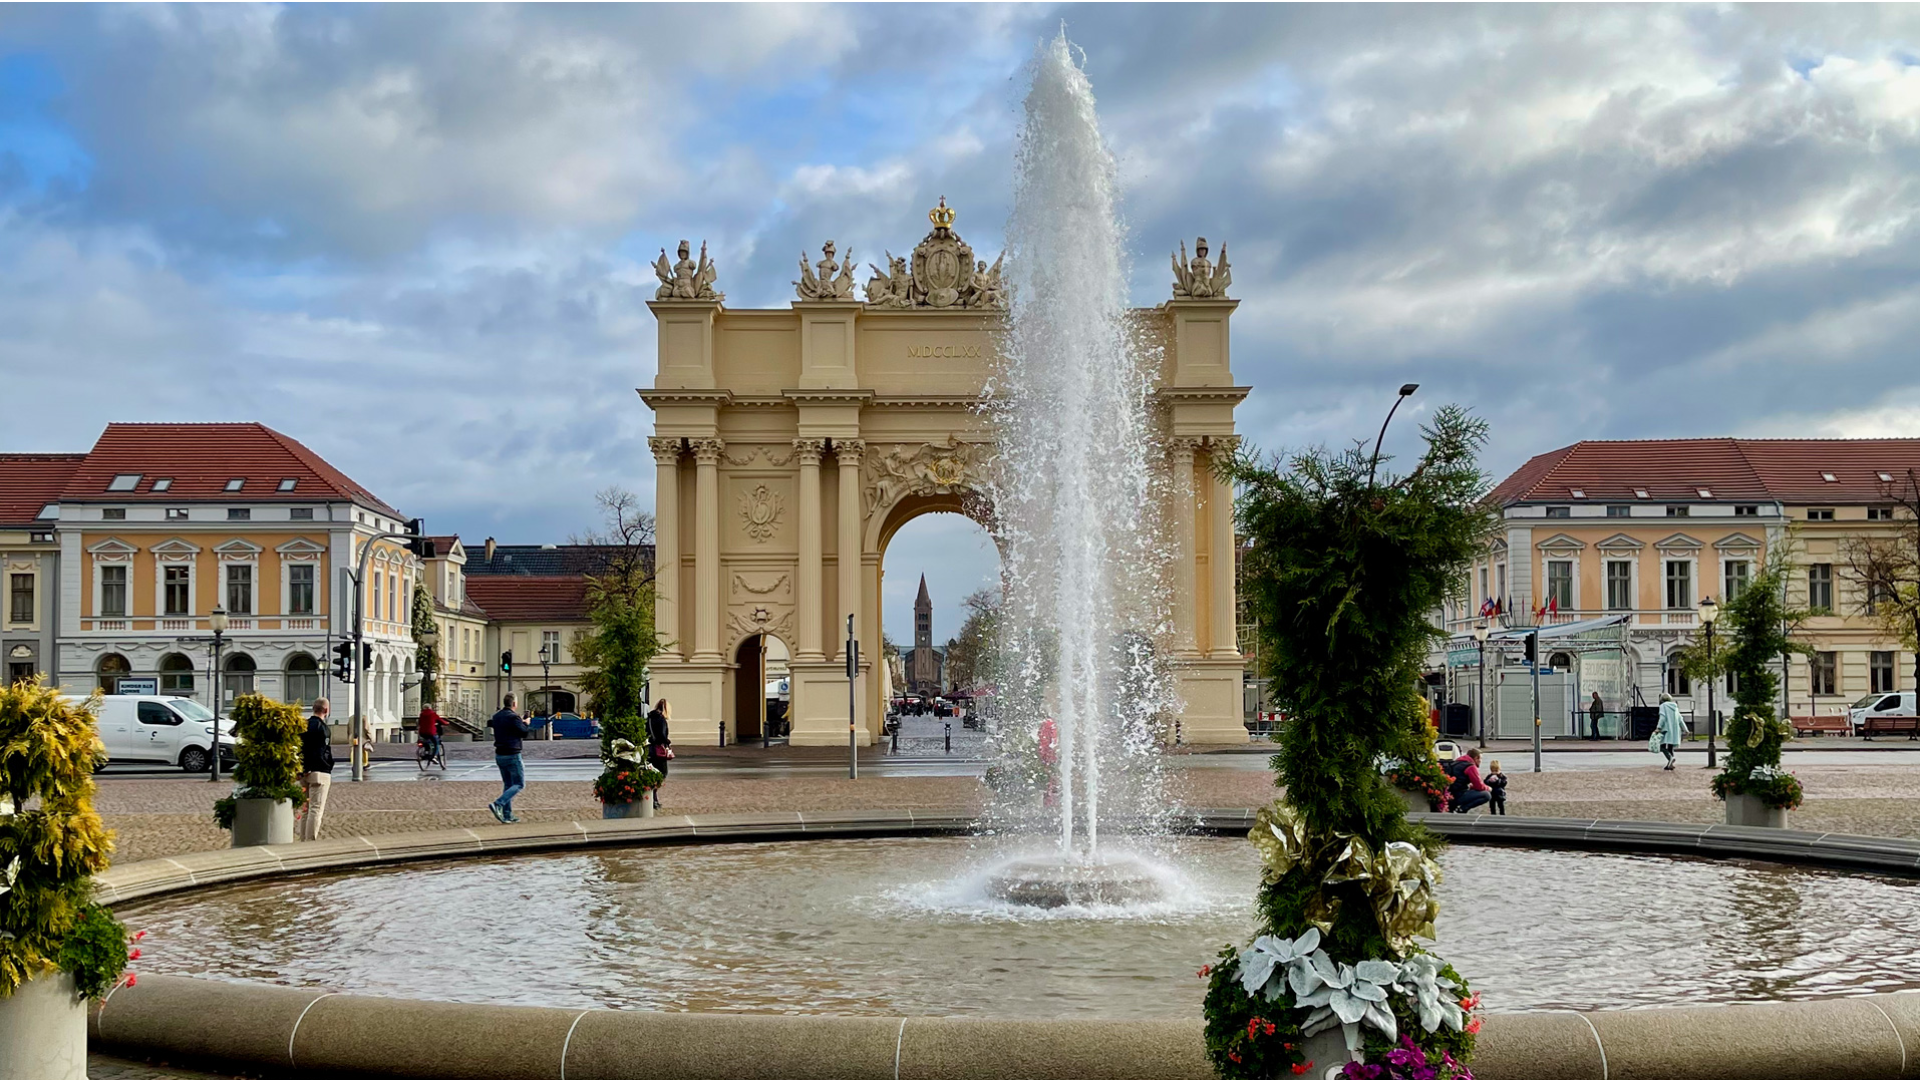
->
[891,725,899,754]
[718,720,725,748]
[945,722,951,754]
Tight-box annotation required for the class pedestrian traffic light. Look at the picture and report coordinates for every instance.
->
[332,641,355,683]
[500,650,513,676]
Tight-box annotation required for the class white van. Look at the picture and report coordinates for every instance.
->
[65,695,238,772]
[1850,691,1918,735]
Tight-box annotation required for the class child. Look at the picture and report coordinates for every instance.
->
[1486,759,1508,815]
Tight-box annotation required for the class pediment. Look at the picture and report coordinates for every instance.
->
[1654,532,1704,551]
[1535,532,1586,552]
[86,538,137,557]
[150,538,202,557]
[276,538,327,556]
[214,538,263,556]
[1486,538,1509,554]
[1595,533,1644,552]
[1713,532,1762,551]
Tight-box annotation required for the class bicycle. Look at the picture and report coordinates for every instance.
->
[415,735,446,773]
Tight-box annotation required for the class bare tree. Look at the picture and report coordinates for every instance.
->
[569,487,656,593]
[1841,468,1920,695]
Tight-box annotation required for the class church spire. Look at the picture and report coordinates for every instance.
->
[916,574,932,609]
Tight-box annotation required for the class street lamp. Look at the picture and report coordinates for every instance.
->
[418,625,439,709]
[1473,620,1490,748]
[1366,383,1420,489]
[1698,596,1719,769]
[208,604,228,783]
[537,643,552,736]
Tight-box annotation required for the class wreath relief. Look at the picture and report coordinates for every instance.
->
[738,484,785,543]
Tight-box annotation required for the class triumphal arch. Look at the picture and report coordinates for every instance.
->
[642,204,1248,745]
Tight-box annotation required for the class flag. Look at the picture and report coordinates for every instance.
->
[1548,596,1559,616]
[1480,597,1496,618]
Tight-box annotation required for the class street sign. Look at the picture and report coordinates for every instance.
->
[1446,649,1479,668]
[116,678,158,695]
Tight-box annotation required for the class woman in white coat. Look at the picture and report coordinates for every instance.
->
[1649,692,1687,771]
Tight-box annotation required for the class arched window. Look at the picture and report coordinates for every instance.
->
[97,653,131,694]
[223,652,257,705]
[159,653,194,697]
[284,653,320,706]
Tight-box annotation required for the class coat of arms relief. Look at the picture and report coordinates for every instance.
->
[863,438,994,519]
[797,199,1006,310]
[737,484,785,543]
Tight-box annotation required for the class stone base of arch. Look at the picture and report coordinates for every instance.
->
[1174,658,1251,745]
[787,660,877,747]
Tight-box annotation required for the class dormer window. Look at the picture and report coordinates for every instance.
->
[277,478,297,492]
[1821,472,1837,483]
[36,504,57,519]
[1634,488,1649,499]
[1697,488,1712,499]
[151,478,172,492]
[225,478,245,492]
[1545,506,1570,518]
[107,474,141,491]
[1569,489,1586,499]
[1808,508,1835,521]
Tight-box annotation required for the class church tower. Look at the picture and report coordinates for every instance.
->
[908,575,943,694]
[914,575,933,653]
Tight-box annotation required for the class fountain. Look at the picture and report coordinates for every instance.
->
[982,30,1178,904]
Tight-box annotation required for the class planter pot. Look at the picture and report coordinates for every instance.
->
[1397,787,1434,815]
[0,970,86,1080]
[602,799,656,820]
[232,797,296,847]
[1726,792,1787,829]
[1300,1026,1361,1080]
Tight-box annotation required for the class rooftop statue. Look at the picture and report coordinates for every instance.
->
[795,240,858,301]
[864,252,913,309]
[654,239,725,302]
[1171,236,1231,300]
[858,198,1006,311]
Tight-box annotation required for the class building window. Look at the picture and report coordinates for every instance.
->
[1496,564,1506,607]
[288,564,315,615]
[9,573,33,624]
[1665,560,1692,610]
[97,653,131,694]
[167,508,189,521]
[1867,579,1893,616]
[1811,651,1838,696]
[1666,665,1691,697]
[159,653,194,697]
[103,508,126,520]
[541,630,562,664]
[388,577,398,624]
[1545,506,1570,519]
[100,565,128,617]
[1479,566,1489,608]
[1606,561,1633,610]
[1606,505,1631,518]
[290,507,314,521]
[1808,508,1835,521]
[1871,651,1895,694]
[1808,564,1833,614]
[227,508,251,521]
[1723,560,1750,603]
[278,478,298,492]
[152,478,172,492]
[226,564,253,615]
[222,654,257,705]
[1667,506,1689,517]
[1545,561,1573,609]
[164,566,190,616]
[285,653,320,705]
[1868,506,1894,521]
[107,474,141,491]
[1734,505,1758,517]
[224,478,245,492]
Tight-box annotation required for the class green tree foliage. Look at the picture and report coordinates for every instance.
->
[0,679,124,999]
[411,576,440,706]
[570,487,661,751]
[942,587,1002,691]
[1709,564,1808,808]
[213,693,307,829]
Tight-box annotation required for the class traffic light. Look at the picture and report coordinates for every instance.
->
[1524,632,1537,664]
[500,650,513,676]
[332,641,355,683]
[404,518,434,558]
[362,643,374,667]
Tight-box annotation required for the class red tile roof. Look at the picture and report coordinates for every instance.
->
[59,423,400,515]
[1490,438,1920,506]
[464,576,591,623]
[0,454,86,526]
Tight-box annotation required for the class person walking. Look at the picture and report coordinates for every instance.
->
[299,698,335,841]
[1587,691,1606,741]
[1650,692,1686,770]
[488,694,532,823]
[645,700,673,811]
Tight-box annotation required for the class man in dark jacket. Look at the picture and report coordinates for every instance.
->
[1587,691,1606,740]
[300,698,335,841]
[488,694,532,824]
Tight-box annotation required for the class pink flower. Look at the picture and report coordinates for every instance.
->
[1465,1017,1482,1034]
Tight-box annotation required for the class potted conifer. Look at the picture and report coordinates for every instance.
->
[213,693,306,846]
[594,725,662,819]
[0,681,131,1080]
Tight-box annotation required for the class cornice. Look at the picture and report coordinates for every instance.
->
[782,390,876,405]
[1153,386,1252,405]
[638,389,734,408]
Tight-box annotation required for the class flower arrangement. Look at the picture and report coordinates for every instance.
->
[0,679,129,1000]
[1711,762,1804,810]
[592,738,663,805]
[1208,407,1493,1080]
[211,693,308,830]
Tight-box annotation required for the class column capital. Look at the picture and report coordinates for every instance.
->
[833,438,866,465]
[648,436,684,465]
[1168,436,1206,457]
[1207,434,1242,457]
[690,437,727,465]
[792,437,827,466]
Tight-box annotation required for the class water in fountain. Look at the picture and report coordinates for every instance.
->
[982,29,1178,903]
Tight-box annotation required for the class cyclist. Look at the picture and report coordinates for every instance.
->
[417,703,446,764]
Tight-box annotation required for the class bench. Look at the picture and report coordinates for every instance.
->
[1792,715,1851,737]
[1861,716,1920,740]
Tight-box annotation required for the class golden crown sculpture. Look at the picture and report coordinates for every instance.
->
[929,196,956,229]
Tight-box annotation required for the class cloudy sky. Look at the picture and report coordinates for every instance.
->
[4,4,1920,637]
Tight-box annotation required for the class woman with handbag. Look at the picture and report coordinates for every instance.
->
[645,700,673,810]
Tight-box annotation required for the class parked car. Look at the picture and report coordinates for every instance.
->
[1851,691,1918,735]
[544,712,597,739]
[64,694,238,772]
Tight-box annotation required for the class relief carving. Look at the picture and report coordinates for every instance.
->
[648,436,683,464]
[737,483,785,543]
[727,604,795,648]
[861,199,1007,311]
[690,437,727,465]
[863,437,990,517]
[732,572,792,597]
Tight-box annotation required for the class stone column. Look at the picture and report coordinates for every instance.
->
[691,437,726,661]
[794,438,827,661]
[834,439,865,660]
[648,437,683,660]
[1207,436,1241,659]
[1169,438,1203,657]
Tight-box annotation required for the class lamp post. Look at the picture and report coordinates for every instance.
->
[208,604,228,783]
[1473,620,1490,748]
[418,625,439,713]
[1366,383,1420,489]
[1698,596,1719,769]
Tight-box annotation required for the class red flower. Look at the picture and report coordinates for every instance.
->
[1466,1017,1482,1034]
[1263,1021,1276,1036]
[128,948,141,960]
[1291,1063,1312,1075]
[132,930,147,941]
[1248,1018,1260,1037]
[1197,964,1211,978]
[123,973,137,987]
[1227,1051,1242,1064]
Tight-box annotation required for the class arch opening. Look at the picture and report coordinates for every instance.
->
[731,634,791,743]
[878,499,1001,728]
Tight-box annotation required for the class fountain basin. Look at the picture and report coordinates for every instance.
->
[983,855,1170,907]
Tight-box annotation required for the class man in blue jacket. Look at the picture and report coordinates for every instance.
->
[488,694,532,823]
